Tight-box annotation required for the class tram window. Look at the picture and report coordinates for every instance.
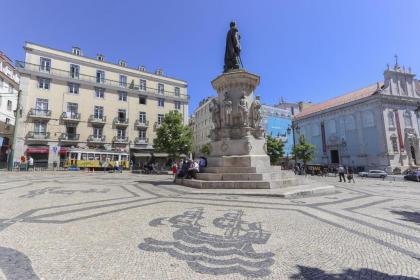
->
[113,155,119,161]
[70,152,78,159]
[121,155,128,161]
[106,154,112,160]
[88,153,94,160]
[101,154,107,161]
[95,154,101,160]
[81,153,87,160]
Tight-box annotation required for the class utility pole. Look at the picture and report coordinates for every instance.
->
[7,89,22,171]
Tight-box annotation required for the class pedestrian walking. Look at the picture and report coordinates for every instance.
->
[28,156,34,171]
[338,165,346,182]
[172,162,178,181]
[347,167,355,183]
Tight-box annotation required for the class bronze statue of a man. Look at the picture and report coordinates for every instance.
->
[224,21,242,72]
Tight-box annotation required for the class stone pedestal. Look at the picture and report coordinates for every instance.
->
[176,69,312,189]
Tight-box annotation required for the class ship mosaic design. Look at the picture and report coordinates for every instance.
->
[138,208,275,277]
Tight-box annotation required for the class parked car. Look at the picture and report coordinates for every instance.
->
[358,170,388,178]
[404,170,420,182]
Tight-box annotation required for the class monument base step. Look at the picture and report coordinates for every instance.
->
[175,179,270,189]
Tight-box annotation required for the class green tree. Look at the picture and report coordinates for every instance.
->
[292,135,315,166]
[200,143,211,156]
[266,135,284,165]
[154,111,192,159]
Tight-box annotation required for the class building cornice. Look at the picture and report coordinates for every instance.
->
[24,42,187,87]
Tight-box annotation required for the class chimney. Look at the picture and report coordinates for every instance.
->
[72,47,82,56]
[119,60,127,67]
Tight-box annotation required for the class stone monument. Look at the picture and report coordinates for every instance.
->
[178,21,308,189]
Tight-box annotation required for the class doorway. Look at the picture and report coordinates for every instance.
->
[411,146,417,165]
[330,150,339,164]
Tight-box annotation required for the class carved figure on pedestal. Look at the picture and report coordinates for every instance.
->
[250,96,262,128]
[209,99,221,129]
[238,95,249,126]
[222,92,233,126]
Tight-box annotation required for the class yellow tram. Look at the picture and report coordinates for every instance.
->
[64,149,129,169]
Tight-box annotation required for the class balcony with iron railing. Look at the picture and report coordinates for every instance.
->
[112,136,129,144]
[15,61,189,100]
[88,115,107,125]
[87,135,106,143]
[28,108,52,120]
[59,133,80,141]
[135,119,149,128]
[113,117,129,127]
[134,137,149,145]
[26,131,50,140]
[61,112,81,122]
[154,122,162,129]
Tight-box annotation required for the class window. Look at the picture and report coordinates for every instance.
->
[34,121,47,136]
[174,101,181,110]
[175,87,180,97]
[66,103,78,118]
[139,96,147,105]
[158,98,164,107]
[5,118,10,124]
[139,112,146,123]
[404,111,412,128]
[388,111,395,128]
[68,83,79,94]
[311,123,320,136]
[158,83,164,94]
[117,128,126,138]
[391,135,398,153]
[8,83,13,93]
[95,87,105,98]
[345,115,356,131]
[93,127,103,138]
[139,79,146,91]
[38,77,50,90]
[118,109,127,121]
[35,98,49,115]
[94,106,104,119]
[118,91,127,101]
[72,48,81,56]
[70,64,79,79]
[40,57,51,72]
[96,70,105,83]
[139,129,146,139]
[119,75,127,87]
[363,111,375,128]
[326,119,336,134]
[7,100,12,111]
[158,114,164,124]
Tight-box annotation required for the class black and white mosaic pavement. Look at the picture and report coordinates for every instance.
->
[0,172,419,279]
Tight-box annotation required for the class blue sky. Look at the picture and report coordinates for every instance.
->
[2,0,420,111]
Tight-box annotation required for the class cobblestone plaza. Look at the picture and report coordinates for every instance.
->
[0,172,419,279]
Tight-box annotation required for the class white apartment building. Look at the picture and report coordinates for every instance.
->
[0,51,20,167]
[191,96,214,157]
[14,42,188,168]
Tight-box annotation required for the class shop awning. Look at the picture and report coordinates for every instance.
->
[133,153,152,157]
[152,153,169,157]
[26,146,49,154]
[59,147,69,155]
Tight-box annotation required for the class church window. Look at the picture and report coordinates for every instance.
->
[344,115,356,131]
[362,111,375,128]
[390,135,398,153]
[388,111,395,128]
[404,110,412,128]
[326,119,336,135]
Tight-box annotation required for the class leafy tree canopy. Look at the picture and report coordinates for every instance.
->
[154,111,192,159]
[292,135,315,165]
[266,135,284,165]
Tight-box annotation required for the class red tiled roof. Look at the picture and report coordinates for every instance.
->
[295,82,382,120]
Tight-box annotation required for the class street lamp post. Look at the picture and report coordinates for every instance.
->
[287,122,300,165]
[7,90,22,171]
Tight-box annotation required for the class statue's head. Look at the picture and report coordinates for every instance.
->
[230,21,237,28]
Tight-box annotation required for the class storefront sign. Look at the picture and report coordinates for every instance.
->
[26,147,49,154]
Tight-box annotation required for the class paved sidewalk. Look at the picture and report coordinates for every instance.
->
[0,172,419,279]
